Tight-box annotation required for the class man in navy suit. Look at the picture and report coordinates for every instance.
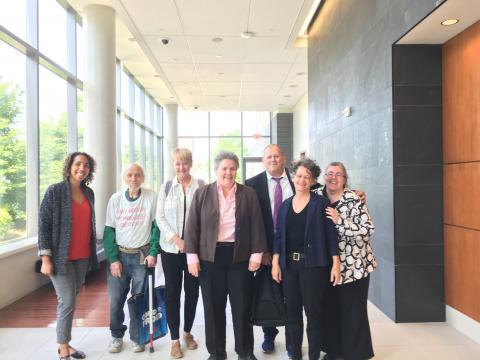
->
[245,144,293,355]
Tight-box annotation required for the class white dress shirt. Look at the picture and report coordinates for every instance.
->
[266,170,294,217]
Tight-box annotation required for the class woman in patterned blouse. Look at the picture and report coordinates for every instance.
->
[322,161,376,360]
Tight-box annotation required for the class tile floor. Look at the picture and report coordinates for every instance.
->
[2,301,480,360]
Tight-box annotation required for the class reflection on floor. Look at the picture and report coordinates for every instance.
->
[1,264,480,359]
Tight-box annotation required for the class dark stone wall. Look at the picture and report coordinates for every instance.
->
[307,0,441,321]
[393,45,444,322]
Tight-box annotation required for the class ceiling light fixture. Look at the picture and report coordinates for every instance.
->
[241,31,255,39]
[216,54,222,58]
[128,37,136,42]
[296,72,306,76]
[441,19,459,26]
[298,0,322,36]
[289,84,297,88]
[212,37,223,43]
[154,74,161,78]
[278,103,285,106]
[284,95,291,98]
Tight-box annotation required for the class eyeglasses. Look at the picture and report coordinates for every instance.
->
[325,172,345,178]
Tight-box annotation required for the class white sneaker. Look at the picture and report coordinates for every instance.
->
[109,337,123,353]
[132,342,145,353]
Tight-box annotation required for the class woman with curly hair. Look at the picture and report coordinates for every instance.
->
[38,152,99,360]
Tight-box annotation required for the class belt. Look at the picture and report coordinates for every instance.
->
[216,242,234,247]
[289,252,305,261]
[118,244,150,264]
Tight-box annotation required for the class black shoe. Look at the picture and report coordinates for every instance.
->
[208,353,227,360]
[238,355,258,360]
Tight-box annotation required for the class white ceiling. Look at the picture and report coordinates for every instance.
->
[397,0,480,44]
[69,0,315,111]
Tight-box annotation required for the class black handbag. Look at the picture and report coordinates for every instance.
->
[252,266,287,327]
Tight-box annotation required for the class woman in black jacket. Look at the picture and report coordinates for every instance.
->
[271,158,340,360]
[38,152,98,360]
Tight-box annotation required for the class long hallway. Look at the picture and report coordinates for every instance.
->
[1,265,480,360]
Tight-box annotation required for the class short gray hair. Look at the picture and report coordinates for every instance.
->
[325,161,349,188]
[214,151,239,171]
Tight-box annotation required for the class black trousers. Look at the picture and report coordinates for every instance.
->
[161,251,199,340]
[199,245,254,357]
[283,260,329,360]
[322,275,374,360]
[262,265,289,345]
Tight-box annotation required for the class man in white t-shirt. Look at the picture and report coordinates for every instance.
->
[103,163,160,354]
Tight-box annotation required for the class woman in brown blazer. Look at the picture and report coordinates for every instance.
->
[184,151,268,360]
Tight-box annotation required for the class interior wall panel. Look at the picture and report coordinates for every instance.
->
[444,225,480,321]
[443,21,480,164]
[444,163,480,230]
[443,21,480,320]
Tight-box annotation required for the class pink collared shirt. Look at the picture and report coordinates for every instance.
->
[187,182,262,264]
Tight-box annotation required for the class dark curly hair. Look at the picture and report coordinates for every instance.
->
[290,158,321,181]
[62,152,97,185]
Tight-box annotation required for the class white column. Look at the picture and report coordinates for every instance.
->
[84,5,116,238]
[163,104,178,180]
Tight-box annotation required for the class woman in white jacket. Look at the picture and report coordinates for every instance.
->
[156,148,205,359]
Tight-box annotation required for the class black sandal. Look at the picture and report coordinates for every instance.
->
[68,347,86,359]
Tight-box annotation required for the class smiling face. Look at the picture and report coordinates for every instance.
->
[124,164,145,191]
[215,159,237,190]
[69,155,90,184]
[262,145,286,177]
[293,165,314,193]
[173,156,192,182]
[324,165,346,193]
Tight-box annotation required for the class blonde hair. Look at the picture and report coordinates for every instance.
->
[172,147,192,164]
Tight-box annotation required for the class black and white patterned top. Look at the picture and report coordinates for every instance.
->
[312,186,377,284]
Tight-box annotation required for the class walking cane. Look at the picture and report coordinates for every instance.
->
[148,273,154,353]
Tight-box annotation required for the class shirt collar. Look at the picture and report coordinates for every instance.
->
[216,182,237,199]
[266,169,287,181]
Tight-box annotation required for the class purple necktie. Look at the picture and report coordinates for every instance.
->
[272,177,283,229]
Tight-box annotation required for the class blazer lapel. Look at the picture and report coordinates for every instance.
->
[304,195,318,242]
[258,172,273,216]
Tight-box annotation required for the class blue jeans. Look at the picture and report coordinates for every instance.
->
[107,252,146,342]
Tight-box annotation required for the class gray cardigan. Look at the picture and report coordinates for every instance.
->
[38,180,99,275]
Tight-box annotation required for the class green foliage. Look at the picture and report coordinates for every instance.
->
[211,130,243,182]
[0,78,26,241]
[39,113,68,199]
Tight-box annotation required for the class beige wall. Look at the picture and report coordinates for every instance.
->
[292,93,308,160]
[0,243,49,309]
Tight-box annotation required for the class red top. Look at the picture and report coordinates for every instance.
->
[68,197,92,260]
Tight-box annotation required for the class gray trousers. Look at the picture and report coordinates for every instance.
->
[50,259,89,344]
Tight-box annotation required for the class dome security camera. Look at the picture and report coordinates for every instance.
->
[161,38,170,45]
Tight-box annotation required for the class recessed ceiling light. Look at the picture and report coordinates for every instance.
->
[241,31,255,39]
[217,72,224,76]
[284,95,291,98]
[289,84,297,88]
[216,54,222,58]
[219,95,226,98]
[128,37,136,42]
[441,19,459,26]
[212,37,223,43]
[296,72,306,76]
[278,103,285,106]
[154,74,161,78]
